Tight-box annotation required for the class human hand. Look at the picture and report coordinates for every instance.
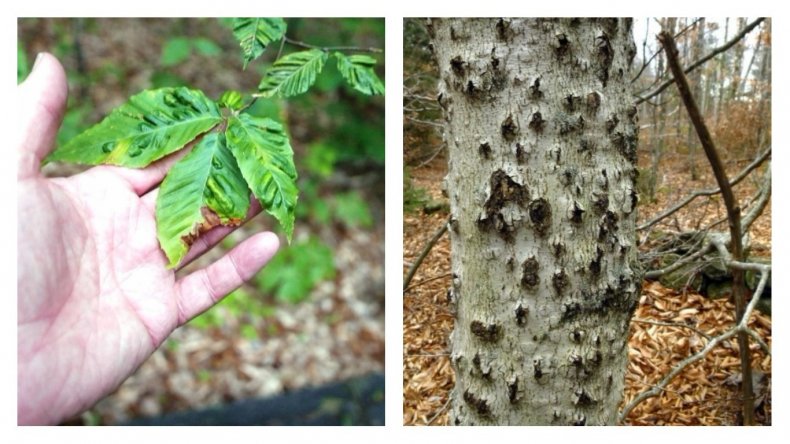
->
[17,53,280,425]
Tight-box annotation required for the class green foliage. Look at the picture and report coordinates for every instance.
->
[332,191,373,228]
[256,236,335,303]
[232,18,287,69]
[192,38,222,56]
[160,37,192,66]
[45,87,222,168]
[18,45,28,83]
[218,90,244,110]
[46,86,297,267]
[156,132,250,267]
[303,141,338,179]
[161,37,222,67]
[39,18,382,271]
[258,49,328,98]
[334,52,384,95]
[225,114,298,243]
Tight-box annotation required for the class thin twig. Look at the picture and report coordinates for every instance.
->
[631,318,712,340]
[427,397,451,425]
[643,242,712,279]
[404,272,453,294]
[637,147,771,231]
[283,36,383,53]
[741,166,771,233]
[403,218,450,290]
[636,18,765,105]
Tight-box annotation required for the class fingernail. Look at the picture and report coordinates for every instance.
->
[31,52,45,74]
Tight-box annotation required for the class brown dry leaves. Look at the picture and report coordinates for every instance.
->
[403,154,771,426]
[622,280,772,425]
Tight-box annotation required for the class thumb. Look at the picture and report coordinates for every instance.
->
[17,52,68,180]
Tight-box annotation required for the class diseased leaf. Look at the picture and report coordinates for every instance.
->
[232,18,287,69]
[258,49,328,98]
[45,87,222,168]
[156,132,250,268]
[225,114,297,242]
[334,52,384,95]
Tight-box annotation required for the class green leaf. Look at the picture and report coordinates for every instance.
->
[332,191,373,228]
[334,52,384,95]
[156,132,250,268]
[255,237,335,303]
[232,18,287,69]
[161,37,192,67]
[258,49,328,98]
[18,45,28,84]
[225,114,297,242]
[45,87,222,168]
[193,38,222,56]
[218,90,244,110]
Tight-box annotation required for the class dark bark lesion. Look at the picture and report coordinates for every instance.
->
[470,320,501,342]
[529,198,552,235]
[521,256,540,288]
[478,170,529,241]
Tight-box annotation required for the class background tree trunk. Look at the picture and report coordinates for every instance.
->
[431,17,641,425]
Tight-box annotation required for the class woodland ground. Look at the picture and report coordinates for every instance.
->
[403,146,771,426]
[19,18,384,425]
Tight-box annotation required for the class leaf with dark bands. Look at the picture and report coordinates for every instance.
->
[45,87,222,168]
[225,114,298,242]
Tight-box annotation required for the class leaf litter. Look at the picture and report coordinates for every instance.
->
[403,153,771,426]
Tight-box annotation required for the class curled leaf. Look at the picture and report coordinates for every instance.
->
[45,87,222,168]
[258,49,328,98]
[225,114,297,242]
[334,52,384,95]
[232,18,287,69]
[156,132,250,268]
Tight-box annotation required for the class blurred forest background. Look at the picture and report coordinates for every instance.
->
[403,18,771,425]
[19,17,384,425]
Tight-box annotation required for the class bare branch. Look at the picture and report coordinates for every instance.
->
[631,318,712,340]
[636,18,765,105]
[741,165,771,233]
[404,217,450,291]
[661,29,754,424]
[637,147,771,232]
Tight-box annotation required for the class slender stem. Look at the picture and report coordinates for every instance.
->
[283,36,383,53]
[631,318,712,340]
[660,30,754,425]
[403,218,450,291]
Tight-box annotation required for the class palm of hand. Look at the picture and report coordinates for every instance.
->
[18,170,180,424]
[17,53,279,425]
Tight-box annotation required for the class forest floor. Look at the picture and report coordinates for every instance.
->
[403,148,771,426]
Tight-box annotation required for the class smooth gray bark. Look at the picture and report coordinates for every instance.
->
[431,18,642,425]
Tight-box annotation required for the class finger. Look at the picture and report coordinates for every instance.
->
[17,53,68,180]
[176,199,263,270]
[174,231,279,325]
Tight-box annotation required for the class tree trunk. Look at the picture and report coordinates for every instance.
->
[728,18,748,100]
[715,18,730,125]
[430,18,641,426]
